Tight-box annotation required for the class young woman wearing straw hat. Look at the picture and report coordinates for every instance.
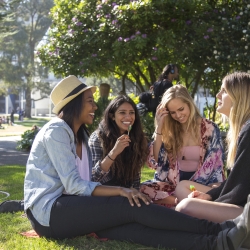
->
[23,75,250,250]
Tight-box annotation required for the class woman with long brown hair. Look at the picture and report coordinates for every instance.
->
[4,76,250,250]
[89,95,148,189]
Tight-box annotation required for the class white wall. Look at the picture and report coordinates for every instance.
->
[31,73,86,116]
[194,88,215,117]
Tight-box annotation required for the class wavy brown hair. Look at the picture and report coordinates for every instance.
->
[159,85,201,160]
[97,95,148,187]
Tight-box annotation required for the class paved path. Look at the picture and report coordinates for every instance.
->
[0,124,28,137]
[0,136,29,166]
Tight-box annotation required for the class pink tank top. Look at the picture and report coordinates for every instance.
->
[76,143,90,181]
[63,143,89,194]
[178,146,200,172]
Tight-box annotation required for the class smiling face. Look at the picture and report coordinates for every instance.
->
[216,81,233,117]
[78,89,97,125]
[112,102,135,134]
[167,98,190,124]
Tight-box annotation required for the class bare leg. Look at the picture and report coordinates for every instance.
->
[175,198,243,223]
[175,180,212,202]
[153,195,176,205]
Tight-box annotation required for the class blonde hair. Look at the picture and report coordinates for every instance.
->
[159,84,201,160]
[223,72,250,168]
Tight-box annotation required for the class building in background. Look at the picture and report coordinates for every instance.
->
[194,87,215,117]
[0,73,87,117]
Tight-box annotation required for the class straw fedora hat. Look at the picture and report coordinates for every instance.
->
[50,75,96,114]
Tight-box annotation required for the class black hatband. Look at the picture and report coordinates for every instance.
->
[63,83,87,99]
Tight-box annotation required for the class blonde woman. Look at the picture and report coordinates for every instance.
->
[23,75,250,250]
[175,72,250,223]
[140,84,225,206]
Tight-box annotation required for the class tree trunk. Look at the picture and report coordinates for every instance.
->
[26,41,35,118]
[212,97,217,122]
[191,69,203,98]
[120,71,127,94]
[148,64,156,84]
[212,77,220,122]
[135,66,151,89]
[25,85,32,118]
[132,73,145,93]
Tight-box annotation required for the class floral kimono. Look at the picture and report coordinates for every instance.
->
[140,119,225,201]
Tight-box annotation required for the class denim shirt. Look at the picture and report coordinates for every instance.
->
[24,117,101,226]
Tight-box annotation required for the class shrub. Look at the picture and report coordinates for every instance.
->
[218,122,229,133]
[87,88,115,133]
[87,96,112,133]
[140,112,155,140]
[16,126,40,151]
[128,93,155,140]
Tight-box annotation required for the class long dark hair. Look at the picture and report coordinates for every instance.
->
[157,64,177,81]
[58,92,88,144]
[98,95,148,186]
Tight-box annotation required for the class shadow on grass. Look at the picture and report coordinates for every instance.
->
[0,166,160,250]
[0,165,26,200]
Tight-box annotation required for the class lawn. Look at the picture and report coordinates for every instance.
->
[0,165,161,250]
[0,117,51,137]
[14,117,51,128]
[1,116,51,129]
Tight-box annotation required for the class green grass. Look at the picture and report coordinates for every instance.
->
[0,117,52,137]
[0,165,158,250]
[141,166,155,182]
[1,115,51,129]
[0,166,25,200]
[14,117,51,128]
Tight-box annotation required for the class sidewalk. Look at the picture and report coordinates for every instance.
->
[0,125,30,166]
[0,124,29,137]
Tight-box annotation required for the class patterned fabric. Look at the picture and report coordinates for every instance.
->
[89,131,141,190]
[140,118,225,200]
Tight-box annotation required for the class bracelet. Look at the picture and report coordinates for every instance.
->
[107,154,115,161]
[154,131,162,135]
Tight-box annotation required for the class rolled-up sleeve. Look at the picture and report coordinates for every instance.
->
[89,131,110,182]
[44,126,100,196]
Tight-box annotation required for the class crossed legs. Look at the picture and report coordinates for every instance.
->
[27,195,222,249]
[175,180,243,223]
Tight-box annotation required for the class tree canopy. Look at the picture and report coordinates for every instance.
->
[0,0,54,117]
[38,0,250,96]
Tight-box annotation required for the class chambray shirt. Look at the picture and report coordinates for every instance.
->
[24,117,101,227]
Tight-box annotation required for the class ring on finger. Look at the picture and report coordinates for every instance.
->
[132,195,137,198]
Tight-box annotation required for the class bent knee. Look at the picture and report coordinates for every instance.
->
[175,180,192,200]
[175,181,189,193]
[175,198,195,216]
[176,180,190,190]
